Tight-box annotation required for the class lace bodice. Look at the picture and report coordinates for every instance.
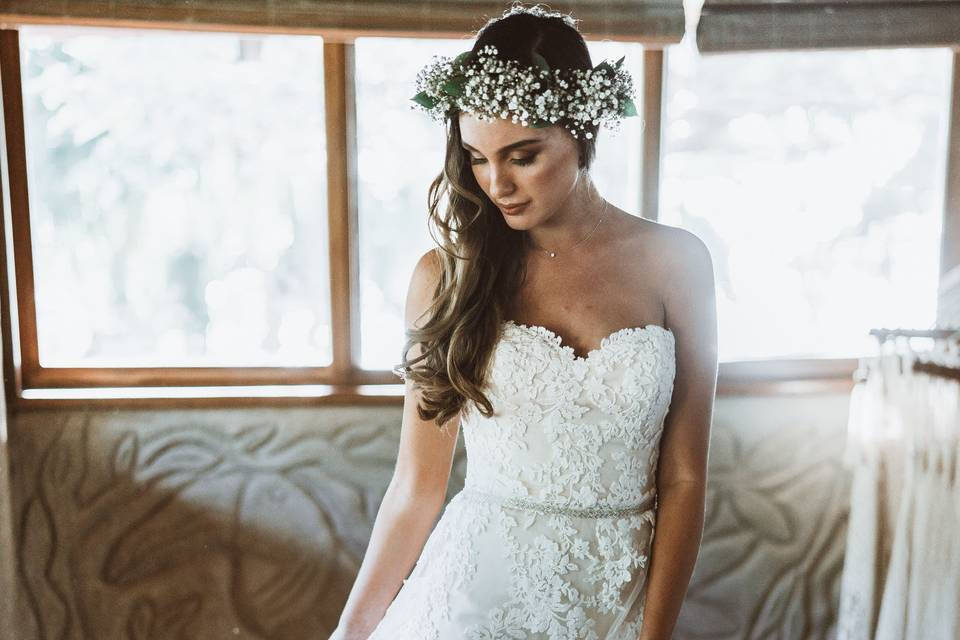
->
[369,318,676,640]
[462,320,676,508]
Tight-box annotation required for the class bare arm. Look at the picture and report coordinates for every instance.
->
[640,229,718,640]
[334,248,461,638]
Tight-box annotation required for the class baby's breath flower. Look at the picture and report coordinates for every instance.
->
[410,44,637,140]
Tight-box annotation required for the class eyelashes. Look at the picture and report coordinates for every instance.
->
[469,155,537,167]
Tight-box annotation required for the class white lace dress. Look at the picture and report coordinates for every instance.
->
[368,319,676,640]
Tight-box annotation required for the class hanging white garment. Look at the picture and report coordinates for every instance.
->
[839,346,914,640]
[837,362,885,640]
[906,374,960,639]
[875,345,920,640]
[914,443,952,638]
[871,340,960,640]
[904,359,935,640]
[944,431,960,638]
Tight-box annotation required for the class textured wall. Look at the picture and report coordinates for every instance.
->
[0,406,14,638]
[676,394,852,640]
[6,394,852,639]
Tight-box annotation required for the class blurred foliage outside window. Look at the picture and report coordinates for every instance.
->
[16,25,955,374]
[660,41,952,361]
[21,25,331,367]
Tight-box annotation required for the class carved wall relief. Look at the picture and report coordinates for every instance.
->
[8,396,848,640]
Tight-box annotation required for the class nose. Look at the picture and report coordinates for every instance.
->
[487,163,515,202]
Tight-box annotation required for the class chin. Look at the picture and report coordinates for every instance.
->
[503,213,537,229]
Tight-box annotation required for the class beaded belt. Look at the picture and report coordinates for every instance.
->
[460,486,656,519]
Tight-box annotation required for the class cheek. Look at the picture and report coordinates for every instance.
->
[528,156,576,194]
[469,155,568,195]
[514,155,563,189]
[526,161,558,185]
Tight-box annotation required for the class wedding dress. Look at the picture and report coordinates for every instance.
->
[368,318,676,640]
[865,346,960,640]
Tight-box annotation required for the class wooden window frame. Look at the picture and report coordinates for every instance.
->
[696,0,960,52]
[0,18,956,409]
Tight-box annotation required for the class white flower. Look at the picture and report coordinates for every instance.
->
[411,44,637,140]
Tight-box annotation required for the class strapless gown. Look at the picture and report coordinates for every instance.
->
[368,318,676,640]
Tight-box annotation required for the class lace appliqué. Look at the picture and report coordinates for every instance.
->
[464,504,657,640]
[378,496,497,638]
[374,318,676,640]
[462,321,674,639]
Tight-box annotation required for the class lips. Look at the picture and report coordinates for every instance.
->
[499,201,530,214]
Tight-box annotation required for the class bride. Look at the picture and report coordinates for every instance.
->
[333,4,718,639]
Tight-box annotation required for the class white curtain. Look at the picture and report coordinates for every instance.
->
[837,336,960,640]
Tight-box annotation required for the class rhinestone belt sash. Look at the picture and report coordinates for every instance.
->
[460,486,656,519]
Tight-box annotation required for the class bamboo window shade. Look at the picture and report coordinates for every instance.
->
[0,1,686,44]
[697,0,960,52]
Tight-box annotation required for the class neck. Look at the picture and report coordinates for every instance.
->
[526,176,606,255]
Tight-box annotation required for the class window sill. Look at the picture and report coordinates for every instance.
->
[9,358,860,412]
[10,383,405,412]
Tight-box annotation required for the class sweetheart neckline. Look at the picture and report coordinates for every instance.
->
[502,319,674,363]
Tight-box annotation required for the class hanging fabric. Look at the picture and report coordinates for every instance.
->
[838,331,960,640]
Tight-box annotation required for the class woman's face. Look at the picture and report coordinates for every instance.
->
[458,112,582,229]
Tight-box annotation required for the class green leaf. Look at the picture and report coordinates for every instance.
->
[614,55,626,68]
[622,98,638,117]
[442,76,465,97]
[593,60,612,75]
[531,52,551,72]
[452,50,472,68]
[411,91,437,108]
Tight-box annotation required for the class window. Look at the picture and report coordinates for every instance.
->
[20,26,330,369]
[354,37,465,372]
[4,17,956,402]
[660,42,953,362]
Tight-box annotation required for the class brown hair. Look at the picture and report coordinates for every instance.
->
[395,3,600,428]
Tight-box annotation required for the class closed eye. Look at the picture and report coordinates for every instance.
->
[470,155,537,167]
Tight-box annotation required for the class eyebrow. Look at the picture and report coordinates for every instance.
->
[461,138,544,156]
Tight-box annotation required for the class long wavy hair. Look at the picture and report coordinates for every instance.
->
[395,3,600,429]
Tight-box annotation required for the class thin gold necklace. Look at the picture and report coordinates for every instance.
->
[528,199,609,259]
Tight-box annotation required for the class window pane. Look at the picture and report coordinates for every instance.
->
[586,41,645,218]
[354,37,465,372]
[660,44,952,361]
[355,37,645,371]
[21,26,330,368]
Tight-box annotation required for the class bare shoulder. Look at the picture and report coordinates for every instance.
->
[411,246,442,280]
[612,216,714,329]
[623,215,694,254]
[647,223,716,336]
[405,247,443,329]
[614,214,706,272]
[655,222,712,279]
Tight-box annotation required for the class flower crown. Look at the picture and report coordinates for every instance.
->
[410,44,638,140]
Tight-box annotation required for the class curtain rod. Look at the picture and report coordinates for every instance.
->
[869,327,960,341]
[855,327,960,383]
[913,360,960,381]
